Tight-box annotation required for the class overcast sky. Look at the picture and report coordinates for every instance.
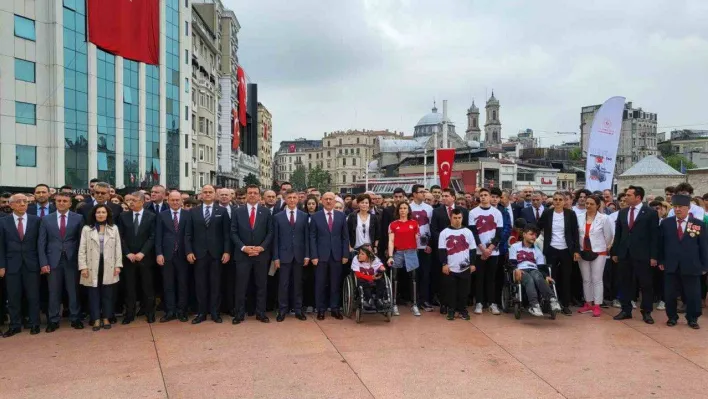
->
[225,0,708,148]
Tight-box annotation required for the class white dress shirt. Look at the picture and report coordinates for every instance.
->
[203,204,213,219]
[220,203,232,218]
[133,211,143,227]
[247,204,258,225]
[56,211,70,227]
[13,213,28,235]
[285,207,298,223]
[170,208,182,224]
[626,203,643,225]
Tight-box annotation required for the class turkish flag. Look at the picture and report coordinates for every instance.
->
[231,108,240,150]
[87,0,160,65]
[237,66,247,127]
[437,149,456,189]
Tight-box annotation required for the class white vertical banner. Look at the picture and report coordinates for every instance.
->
[585,96,626,191]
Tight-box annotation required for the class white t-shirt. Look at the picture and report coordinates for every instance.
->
[469,206,503,256]
[573,206,586,221]
[509,242,546,271]
[410,201,433,249]
[438,227,476,273]
[668,203,705,220]
[550,210,568,250]
[351,256,384,276]
[355,213,372,248]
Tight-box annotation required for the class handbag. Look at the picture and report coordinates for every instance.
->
[580,233,598,261]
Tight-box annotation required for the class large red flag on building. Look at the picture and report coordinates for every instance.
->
[436,149,456,189]
[237,66,247,126]
[87,0,160,65]
[231,108,240,150]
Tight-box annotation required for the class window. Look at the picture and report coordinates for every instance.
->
[327,151,331,157]
[339,139,342,145]
[352,158,356,166]
[185,78,189,93]
[185,0,188,7]
[199,117,205,133]
[357,138,360,144]
[15,58,36,82]
[14,15,36,41]
[199,172,205,187]
[327,160,331,168]
[185,162,189,177]
[356,148,360,155]
[185,21,189,36]
[16,145,37,167]
[199,145,205,161]
[342,158,347,166]
[342,174,347,183]
[15,102,36,125]
[185,106,189,120]
[185,49,189,64]
[191,113,196,130]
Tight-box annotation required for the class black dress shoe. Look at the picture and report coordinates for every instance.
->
[331,310,343,320]
[108,316,117,324]
[146,314,156,324]
[191,314,207,324]
[688,320,700,329]
[641,311,654,325]
[666,319,678,327]
[440,305,448,315]
[276,313,285,322]
[122,316,134,325]
[317,311,325,320]
[3,327,21,338]
[613,311,632,320]
[45,322,59,333]
[295,312,307,321]
[212,315,223,324]
[160,313,176,323]
[30,325,41,335]
[178,313,188,322]
[137,308,145,317]
[71,320,84,330]
[561,307,572,316]
[256,314,270,323]
[232,316,243,325]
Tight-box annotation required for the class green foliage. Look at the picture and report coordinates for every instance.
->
[665,155,696,172]
[658,142,675,157]
[569,148,582,161]
[291,166,308,191]
[243,173,261,187]
[307,165,332,192]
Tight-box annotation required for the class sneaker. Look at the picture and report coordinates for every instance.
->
[421,302,434,312]
[631,301,637,309]
[612,300,621,309]
[459,311,470,320]
[446,310,455,321]
[411,305,421,317]
[550,298,561,312]
[592,304,602,317]
[656,301,666,311]
[529,304,544,317]
[489,303,501,315]
[392,305,400,316]
[474,303,483,315]
[578,302,593,314]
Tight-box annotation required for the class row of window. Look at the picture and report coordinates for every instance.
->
[197,144,215,163]
[326,137,368,147]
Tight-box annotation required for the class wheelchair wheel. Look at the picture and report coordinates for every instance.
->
[342,274,355,318]
[501,284,510,313]
[514,303,521,320]
[355,307,362,324]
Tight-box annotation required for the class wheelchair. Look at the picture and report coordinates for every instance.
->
[342,271,394,323]
[501,262,558,320]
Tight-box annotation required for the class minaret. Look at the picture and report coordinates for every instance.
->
[484,91,502,146]
[465,100,481,142]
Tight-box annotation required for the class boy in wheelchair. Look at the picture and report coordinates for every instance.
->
[508,225,562,317]
[351,245,388,310]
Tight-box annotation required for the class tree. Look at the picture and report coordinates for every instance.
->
[243,173,261,187]
[569,147,582,161]
[658,142,675,158]
[665,155,696,172]
[308,165,332,192]
[291,166,308,191]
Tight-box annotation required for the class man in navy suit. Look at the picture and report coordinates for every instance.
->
[77,182,122,224]
[38,192,85,332]
[156,190,191,323]
[658,194,708,329]
[26,183,56,218]
[273,181,292,214]
[309,192,350,320]
[185,185,232,324]
[231,185,274,324]
[0,194,42,337]
[519,191,544,226]
[145,184,169,214]
[273,189,310,322]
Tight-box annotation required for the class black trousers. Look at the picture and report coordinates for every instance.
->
[278,261,303,313]
[48,256,80,323]
[603,257,621,301]
[0,272,5,325]
[302,265,316,309]
[653,267,665,302]
[445,269,471,312]
[123,259,155,316]
[162,254,189,315]
[417,249,431,304]
[221,261,236,314]
[315,259,342,311]
[474,254,498,306]
[6,269,40,328]
[619,257,653,313]
[431,247,444,303]
[235,257,269,316]
[87,257,114,322]
[665,269,702,322]
[195,255,221,317]
[545,247,573,307]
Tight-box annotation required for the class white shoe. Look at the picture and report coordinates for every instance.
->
[631,301,637,309]
[474,303,483,314]
[657,301,666,311]
[411,305,421,317]
[529,304,544,317]
[612,300,621,308]
[550,298,562,312]
[392,305,400,316]
[489,303,501,315]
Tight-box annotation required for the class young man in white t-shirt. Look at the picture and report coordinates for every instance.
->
[469,188,504,315]
[439,209,477,320]
[410,184,434,311]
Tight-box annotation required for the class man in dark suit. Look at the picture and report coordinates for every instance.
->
[231,185,274,324]
[658,194,708,329]
[519,191,544,226]
[118,192,157,324]
[81,178,101,208]
[156,190,191,323]
[185,185,232,324]
[511,186,534,220]
[273,181,292,214]
[77,182,122,224]
[273,189,310,322]
[377,188,407,261]
[309,192,349,320]
[38,192,85,332]
[145,184,169,215]
[0,194,42,337]
[216,187,236,315]
[611,185,659,324]
[27,183,56,217]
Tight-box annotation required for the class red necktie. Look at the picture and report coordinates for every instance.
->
[40,207,45,218]
[629,206,635,229]
[59,214,66,239]
[327,212,333,232]
[249,206,256,229]
[677,218,684,240]
[17,217,24,241]
[447,206,452,219]
[289,210,295,226]
[535,208,540,221]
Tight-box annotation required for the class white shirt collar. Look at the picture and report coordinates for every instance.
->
[57,210,69,223]
[13,213,26,223]
[286,207,297,221]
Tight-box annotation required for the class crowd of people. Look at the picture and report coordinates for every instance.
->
[0,179,706,337]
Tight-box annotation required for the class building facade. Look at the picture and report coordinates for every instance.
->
[484,92,502,146]
[465,100,481,142]
[257,102,272,189]
[273,138,323,184]
[0,0,192,190]
[661,129,708,168]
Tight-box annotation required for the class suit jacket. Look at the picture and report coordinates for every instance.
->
[78,201,123,226]
[155,209,190,261]
[309,209,349,262]
[512,200,531,221]
[610,204,659,261]
[658,217,708,275]
[144,201,169,215]
[27,203,56,217]
[118,211,157,261]
[231,204,273,262]
[537,208,580,254]
[185,204,232,259]
[347,211,380,249]
[520,206,544,226]
[38,211,84,269]
[0,214,41,274]
[430,205,469,247]
[273,208,310,263]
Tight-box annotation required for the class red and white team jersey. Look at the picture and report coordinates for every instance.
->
[410,201,433,249]
[438,227,476,273]
[469,206,503,256]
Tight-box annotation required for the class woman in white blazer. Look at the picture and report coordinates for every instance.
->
[576,195,614,317]
[78,204,123,331]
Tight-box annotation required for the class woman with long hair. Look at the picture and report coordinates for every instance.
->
[387,201,421,316]
[78,204,123,331]
[347,194,379,252]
